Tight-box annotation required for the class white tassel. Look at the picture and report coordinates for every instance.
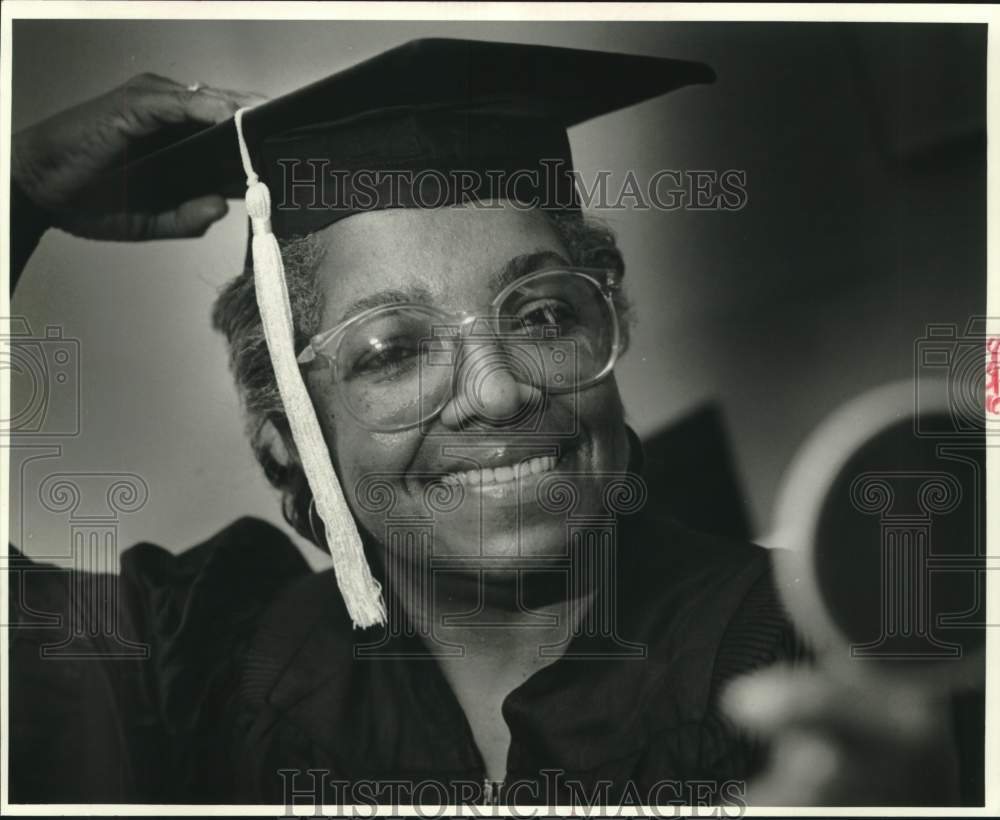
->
[234,108,386,628]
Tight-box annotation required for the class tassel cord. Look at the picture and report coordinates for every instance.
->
[233,108,386,628]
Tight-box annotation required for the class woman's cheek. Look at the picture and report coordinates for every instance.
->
[335,428,421,520]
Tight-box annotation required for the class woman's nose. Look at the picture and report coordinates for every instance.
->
[437,339,541,430]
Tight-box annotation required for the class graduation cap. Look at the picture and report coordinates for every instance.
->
[101,39,714,628]
[93,37,714,233]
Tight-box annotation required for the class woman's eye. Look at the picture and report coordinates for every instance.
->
[350,342,418,378]
[519,301,577,330]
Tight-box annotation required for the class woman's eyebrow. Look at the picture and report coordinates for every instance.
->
[489,251,572,295]
[334,251,569,325]
[336,286,434,325]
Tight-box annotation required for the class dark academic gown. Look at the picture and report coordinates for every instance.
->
[9,506,800,806]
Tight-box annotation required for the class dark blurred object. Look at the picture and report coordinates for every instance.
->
[773,380,985,805]
[815,417,985,671]
[774,381,985,683]
[641,403,753,541]
[840,24,986,171]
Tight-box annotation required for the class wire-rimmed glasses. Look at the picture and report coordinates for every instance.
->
[297,267,623,431]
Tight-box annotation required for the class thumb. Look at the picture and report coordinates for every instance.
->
[62,195,230,241]
[143,195,230,239]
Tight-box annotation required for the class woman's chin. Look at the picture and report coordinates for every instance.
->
[425,518,571,562]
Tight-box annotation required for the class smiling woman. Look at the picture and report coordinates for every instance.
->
[212,207,632,547]
[8,34,969,810]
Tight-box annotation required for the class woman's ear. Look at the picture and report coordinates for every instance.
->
[257,415,322,545]
[259,416,296,469]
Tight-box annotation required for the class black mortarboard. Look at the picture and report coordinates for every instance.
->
[91,39,713,629]
[88,38,714,237]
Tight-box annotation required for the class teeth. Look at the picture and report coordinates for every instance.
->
[440,454,558,486]
[494,465,514,483]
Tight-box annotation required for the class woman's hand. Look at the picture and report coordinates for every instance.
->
[12,73,265,241]
[723,663,960,806]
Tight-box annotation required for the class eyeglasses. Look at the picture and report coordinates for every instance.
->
[297,266,623,431]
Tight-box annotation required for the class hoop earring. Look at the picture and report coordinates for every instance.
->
[308,497,324,546]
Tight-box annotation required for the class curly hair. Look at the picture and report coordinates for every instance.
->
[211,208,631,544]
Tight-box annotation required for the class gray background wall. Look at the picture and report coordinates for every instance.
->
[9,21,985,566]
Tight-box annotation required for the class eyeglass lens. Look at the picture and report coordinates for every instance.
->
[332,270,615,429]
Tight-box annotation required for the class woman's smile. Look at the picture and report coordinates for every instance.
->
[437,453,560,489]
[438,448,569,507]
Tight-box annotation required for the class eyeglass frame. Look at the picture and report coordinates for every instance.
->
[296,266,624,427]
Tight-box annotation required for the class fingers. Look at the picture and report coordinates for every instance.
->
[743,716,956,806]
[61,195,229,242]
[123,71,267,108]
[721,664,938,743]
[144,195,231,239]
[745,730,842,806]
[111,73,268,136]
[14,71,257,237]
[726,667,957,806]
